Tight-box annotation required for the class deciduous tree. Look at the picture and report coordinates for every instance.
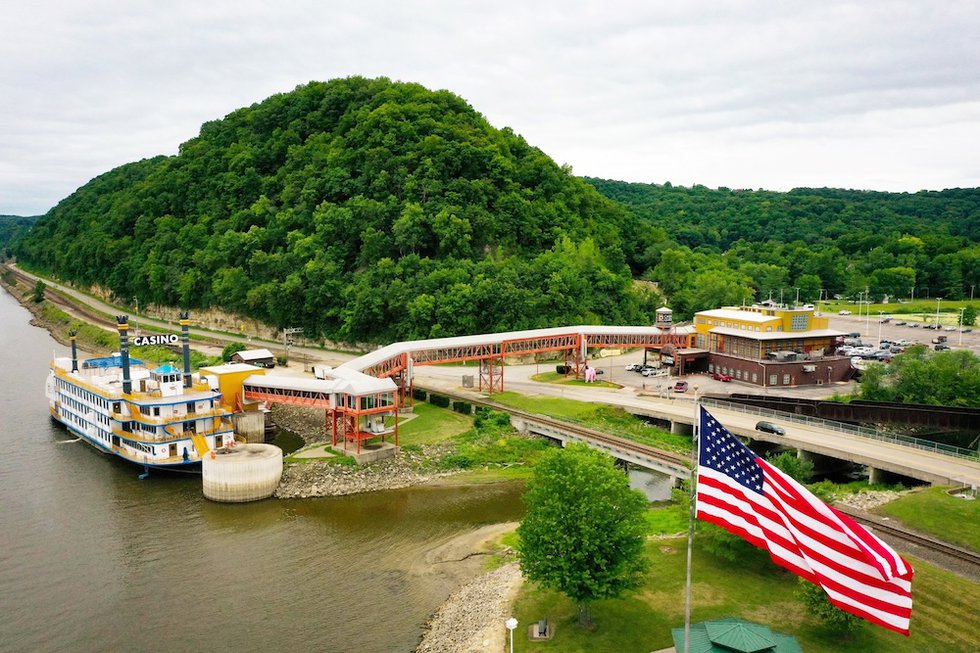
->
[517,443,648,628]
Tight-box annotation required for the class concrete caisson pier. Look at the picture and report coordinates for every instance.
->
[202,444,284,502]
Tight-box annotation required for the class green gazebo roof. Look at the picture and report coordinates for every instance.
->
[671,618,803,653]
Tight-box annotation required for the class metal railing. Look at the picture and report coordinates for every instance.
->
[701,397,978,461]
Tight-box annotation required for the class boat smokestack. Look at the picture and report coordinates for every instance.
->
[116,315,132,394]
[69,330,78,372]
[180,311,191,388]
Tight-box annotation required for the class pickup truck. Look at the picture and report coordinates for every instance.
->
[931,335,948,344]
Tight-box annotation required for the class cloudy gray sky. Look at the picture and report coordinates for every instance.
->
[2,0,979,215]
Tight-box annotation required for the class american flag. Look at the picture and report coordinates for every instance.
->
[695,406,914,635]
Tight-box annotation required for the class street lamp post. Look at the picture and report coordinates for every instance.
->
[877,311,883,347]
[936,298,942,328]
[864,291,871,336]
[506,617,518,653]
[960,307,966,346]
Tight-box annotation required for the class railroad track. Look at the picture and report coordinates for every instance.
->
[5,265,118,330]
[508,406,690,469]
[4,264,226,348]
[836,505,980,574]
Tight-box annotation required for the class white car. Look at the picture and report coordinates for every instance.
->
[838,310,852,315]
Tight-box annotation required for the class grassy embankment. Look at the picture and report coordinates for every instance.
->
[876,485,980,552]
[529,371,622,389]
[496,483,979,653]
[466,392,980,652]
[489,391,692,456]
[507,540,978,653]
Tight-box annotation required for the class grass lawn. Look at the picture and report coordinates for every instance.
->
[396,402,474,445]
[875,486,980,552]
[490,391,692,455]
[509,536,980,653]
[531,371,622,389]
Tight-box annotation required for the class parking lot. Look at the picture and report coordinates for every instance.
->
[827,313,979,356]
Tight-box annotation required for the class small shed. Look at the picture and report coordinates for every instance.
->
[231,348,276,368]
[671,618,803,653]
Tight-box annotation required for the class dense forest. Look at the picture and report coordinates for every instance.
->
[10,76,980,344]
[587,179,980,317]
[0,215,39,259]
[14,77,664,343]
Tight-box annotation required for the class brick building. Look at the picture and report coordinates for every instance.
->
[691,305,852,388]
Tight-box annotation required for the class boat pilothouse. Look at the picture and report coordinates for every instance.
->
[46,315,235,471]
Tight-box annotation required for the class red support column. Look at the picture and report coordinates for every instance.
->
[500,343,506,393]
[331,410,338,447]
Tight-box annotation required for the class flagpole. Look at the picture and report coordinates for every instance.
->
[683,397,701,653]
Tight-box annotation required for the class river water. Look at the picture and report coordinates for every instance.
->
[0,287,524,653]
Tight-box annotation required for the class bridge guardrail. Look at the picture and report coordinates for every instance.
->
[701,397,978,461]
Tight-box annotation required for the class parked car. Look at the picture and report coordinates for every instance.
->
[935,343,951,351]
[755,421,785,435]
[625,363,641,371]
[894,321,907,326]
[908,323,920,328]
[945,326,957,331]
[711,372,733,382]
[962,328,973,333]
[838,310,852,315]
[673,381,689,393]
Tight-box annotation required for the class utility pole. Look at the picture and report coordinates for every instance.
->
[960,307,966,346]
[865,286,871,336]
[282,327,303,361]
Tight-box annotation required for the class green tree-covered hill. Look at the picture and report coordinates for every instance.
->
[15,77,663,342]
[0,215,40,259]
[586,178,980,313]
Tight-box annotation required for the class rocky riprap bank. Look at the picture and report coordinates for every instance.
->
[270,404,461,498]
[416,562,524,653]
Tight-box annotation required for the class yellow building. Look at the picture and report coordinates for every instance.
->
[691,305,849,387]
[199,363,265,411]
